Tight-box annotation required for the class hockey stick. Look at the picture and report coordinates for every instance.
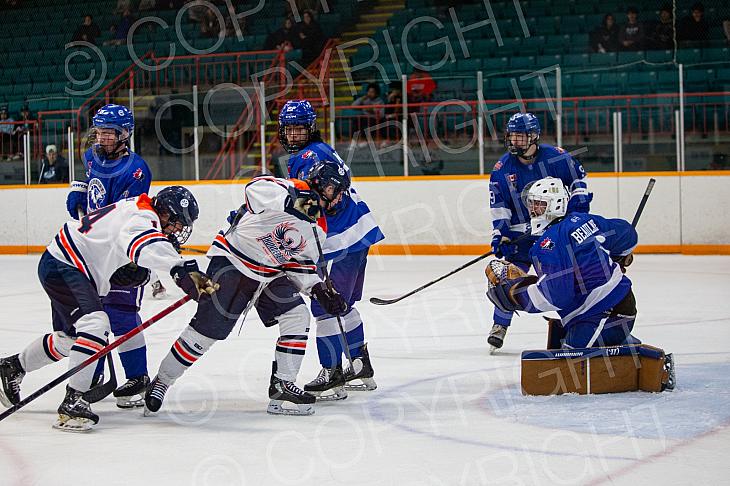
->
[0,295,192,423]
[631,178,655,227]
[311,225,356,372]
[369,232,533,306]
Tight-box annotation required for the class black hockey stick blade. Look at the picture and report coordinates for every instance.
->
[369,250,495,305]
[82,352,117,403]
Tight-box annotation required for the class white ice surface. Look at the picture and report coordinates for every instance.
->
[0,254,729,486]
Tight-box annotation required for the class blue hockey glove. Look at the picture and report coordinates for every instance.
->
[66,181,88,219]
[490,234,518,259]
[566,192,593,214]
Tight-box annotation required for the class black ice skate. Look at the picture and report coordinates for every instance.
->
[143,376,169,416]
[151,280,167,299]
[344,344,377,391]
[53,386,99,432]
[304,363,347,401]
[488,323,508,354]
[662,353,676,391]
[0,354,25,408]
[113,374,150,409]
[268,362,315,416]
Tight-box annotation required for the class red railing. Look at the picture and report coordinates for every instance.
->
[331,92,730,148]
[204,50,287,179]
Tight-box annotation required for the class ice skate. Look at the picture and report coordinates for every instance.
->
[344,344,377,391]
[0,354,25,408]
[268,363,315,416]
[143,376,169,416]
[304,364,347,401]
[53,386,99,432]
[113,374,150,409]
[488,323,508,354]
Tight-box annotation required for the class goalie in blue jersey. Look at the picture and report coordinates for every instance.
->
[486,177,640,350]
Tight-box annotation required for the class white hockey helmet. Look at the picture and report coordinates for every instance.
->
[522,177,569,235]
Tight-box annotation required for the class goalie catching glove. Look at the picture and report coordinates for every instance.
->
[110,262,150,288]
[485,259,537,313]
[171,260,219,301]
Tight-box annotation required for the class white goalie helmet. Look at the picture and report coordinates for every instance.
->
[522,177,569,235]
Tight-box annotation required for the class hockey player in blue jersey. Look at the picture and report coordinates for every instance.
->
[64,104,155,407]
[486,177,641,349]
[280,99,384,400]
[487,112,592,351]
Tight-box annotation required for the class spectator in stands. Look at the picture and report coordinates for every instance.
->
[12,104,33,160]
[352,83,385,142]
[0,106,15,159]
[38,144,68,184]
[265,17,298,51]
[72,15,102,45]
[618,7,645,51]
[384,82,402,142]
[590,14,620,53]
[106,8,135,46]
[407,68,437,103]
[297,10,326,65]
[678,3,709,47]
[200,8,221,38]
[648,6,675,50]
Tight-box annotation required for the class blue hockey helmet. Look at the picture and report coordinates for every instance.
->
[93,103,135,134]
[152,186,199,247]
[505,112,540,159]
[90,104,135,158]
[305,158,350,215]
[279,100,317,153]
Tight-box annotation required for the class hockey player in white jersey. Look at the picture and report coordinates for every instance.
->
[144,174,348,416]
[0,186,217,431]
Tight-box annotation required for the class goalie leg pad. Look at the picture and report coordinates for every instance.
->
[521,344,674,395]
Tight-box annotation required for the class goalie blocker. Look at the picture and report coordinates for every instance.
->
[521,344,675,396]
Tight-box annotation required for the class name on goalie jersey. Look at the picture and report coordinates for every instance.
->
[570,219,599,244]
[257,222,307,265]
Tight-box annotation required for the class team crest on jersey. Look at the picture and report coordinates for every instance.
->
[87,178,106,209]
[257,222,307,265]
[539,237,555,251]
[133,168,144,180]
[302,150,315,159]
[507,174,516,183]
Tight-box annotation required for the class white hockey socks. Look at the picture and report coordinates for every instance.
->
[67,311,111,392]
[157,326,216,385]
[273,305,310,383]
[18,331,74,372]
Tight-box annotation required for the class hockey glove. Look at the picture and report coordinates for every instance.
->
[171,260,219,301]
[566,192,593,214]
[490,234,518,259]
[611,253,634,273]
[311,282,347,316]
[66,181,88,219]
[110,262,151,288]
[485,260,537,313]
